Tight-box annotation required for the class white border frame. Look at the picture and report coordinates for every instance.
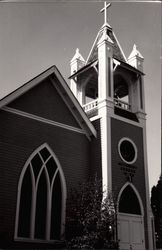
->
[118,137,138,165]
[14,143,67,242]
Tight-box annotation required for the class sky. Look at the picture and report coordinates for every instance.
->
[0,1,161,191]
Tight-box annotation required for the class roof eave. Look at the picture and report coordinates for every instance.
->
[0,65,97,139]
[69,60,98,79]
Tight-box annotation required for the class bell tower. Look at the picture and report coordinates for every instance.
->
[69,2,155,250]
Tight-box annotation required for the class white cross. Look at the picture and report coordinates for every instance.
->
[100,2,111,25]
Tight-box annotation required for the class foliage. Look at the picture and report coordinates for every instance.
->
[151,180,162,249]
[66,177,118,249]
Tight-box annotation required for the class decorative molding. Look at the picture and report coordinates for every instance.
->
[112,113,143,127]
[118,137,138,165]
[1,106,85,135]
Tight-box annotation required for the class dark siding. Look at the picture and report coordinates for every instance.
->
[111,118,148,248]
[8,78,80,128]
[90,118,102,179]
[0,110,90,248]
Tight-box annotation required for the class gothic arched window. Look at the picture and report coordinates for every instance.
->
[15,143,66,242]
[119,185,141,215]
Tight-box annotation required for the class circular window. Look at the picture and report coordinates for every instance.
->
[118,138,137,164]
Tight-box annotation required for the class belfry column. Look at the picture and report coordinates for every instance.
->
[97,27,114,194]
[128,44,145,115]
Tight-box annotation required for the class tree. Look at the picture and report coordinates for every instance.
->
[151,180,162,249]
[66,177,118,249]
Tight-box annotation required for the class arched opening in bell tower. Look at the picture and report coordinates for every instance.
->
[85,81,98,104]
[114,74,130,111]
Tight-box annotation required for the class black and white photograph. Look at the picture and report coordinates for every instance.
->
[0,0,161,249]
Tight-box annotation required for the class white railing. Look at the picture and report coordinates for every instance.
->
[114,98,131,111]
[83,99,98,112]
[83,98,131,112]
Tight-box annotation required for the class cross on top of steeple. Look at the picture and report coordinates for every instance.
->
[100,1,111,25]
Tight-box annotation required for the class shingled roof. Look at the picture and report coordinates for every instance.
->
[86,24,127,64]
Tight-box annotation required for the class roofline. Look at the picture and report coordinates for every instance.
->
[69,56,144,80]
[0,66,55,109]
[69,60,97,79]
[0,65,96,138]
[112,31,127,63]
[115,58,145,75]
[86,24,127,64]
[52,67,97,138]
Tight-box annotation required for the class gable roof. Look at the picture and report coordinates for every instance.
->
[0,66,96,139]
[86,24,127,64]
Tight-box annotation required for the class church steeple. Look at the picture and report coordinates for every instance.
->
[86,2,126,64]
[69,3,154,250]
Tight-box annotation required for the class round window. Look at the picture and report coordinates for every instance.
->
[118,138,137,164]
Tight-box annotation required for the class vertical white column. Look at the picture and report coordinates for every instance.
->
[128,44,145,114]
[70,48,85,100]
[97,28,114,194]
[97,30,114,101]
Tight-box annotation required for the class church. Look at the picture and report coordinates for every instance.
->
[0,2,155,250]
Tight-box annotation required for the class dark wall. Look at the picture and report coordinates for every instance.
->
[90,118,102,179]
[0,109,90,248]
[8,78,80,128]
[111,117,148,248]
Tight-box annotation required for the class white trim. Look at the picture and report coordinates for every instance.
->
[112,113,142,127]
[86,28,127,64]
[86,29,100,63]
[0,67,55,109]
[118,212,143,218]
[98,103,112,194]
[14,237,65,244]
[14,143,67,242]
[117,182,144,216]
[49,72,96,138]
[90,113,142,127]
[1,106,84,135]
[118,137,138,165]
[49,76,96,140]
[89,115,101,122]
[112,31,127,63]
[141,119,155,250]
[117,184,146,250]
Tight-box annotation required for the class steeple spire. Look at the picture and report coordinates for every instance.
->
[100,2,111,26]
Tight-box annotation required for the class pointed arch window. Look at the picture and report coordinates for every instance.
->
[118,185,141,215]
[15,143,66,242]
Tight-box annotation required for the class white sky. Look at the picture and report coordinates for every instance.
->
[0,1,161,191]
